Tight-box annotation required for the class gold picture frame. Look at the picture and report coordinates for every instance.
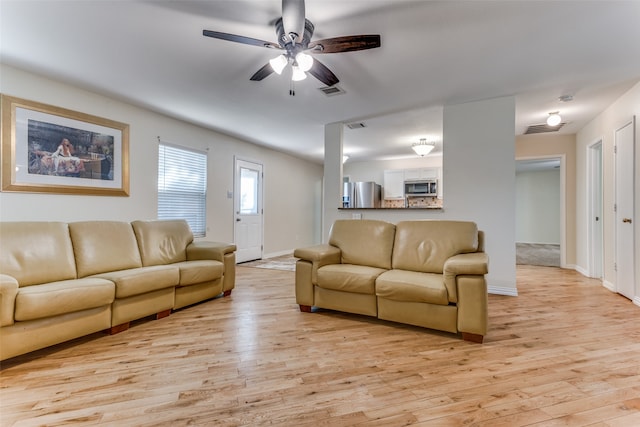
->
[1,94,130,196]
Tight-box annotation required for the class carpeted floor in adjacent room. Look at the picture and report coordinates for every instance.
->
[516,242,560,267]
[239,254,297,271]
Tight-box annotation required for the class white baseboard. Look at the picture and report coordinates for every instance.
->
[601,282,639,307]
[603,280,616,293]
[568,264,584,275]
[488,285,518,297]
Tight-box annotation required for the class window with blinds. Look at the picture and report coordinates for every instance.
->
[158,143,207,237]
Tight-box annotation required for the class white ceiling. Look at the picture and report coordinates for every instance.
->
[1,0,639,164]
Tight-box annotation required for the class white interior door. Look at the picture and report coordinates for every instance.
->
[234,158,263,263]
[615,117,635,300]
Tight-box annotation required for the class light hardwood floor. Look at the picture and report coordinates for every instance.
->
[1,266,639,426]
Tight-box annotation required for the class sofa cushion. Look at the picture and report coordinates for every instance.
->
[317,264,386,294]
[174,260,224,286]
[132,220,193,266]
[376,270,449,305]
[0,222,76,287]
[92,265,179,298]
[328,219,395,269]
[15,278,115,322]
[69,221,143,278]
[392,220,478,274]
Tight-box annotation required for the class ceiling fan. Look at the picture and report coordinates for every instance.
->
[202,0,381,90]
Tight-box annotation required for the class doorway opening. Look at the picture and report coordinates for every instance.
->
[587,140,603,279]
[515,156,565,267]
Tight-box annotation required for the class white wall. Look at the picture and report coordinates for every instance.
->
[442,96,516,294]
[0,65,324,257]
[323,96,517,295]
[516,169,561,244]
[576,80,640,303]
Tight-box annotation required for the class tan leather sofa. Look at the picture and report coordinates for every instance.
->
[294,219,489,342]
[0,219,236,360]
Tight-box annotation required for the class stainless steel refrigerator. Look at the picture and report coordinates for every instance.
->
[343,181,381,208]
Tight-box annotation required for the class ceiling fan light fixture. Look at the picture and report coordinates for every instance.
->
[269,54,288,75]
[546,111,562,127]
[295,52,313,72]
[202,0,381,88]
[412,138,435,156]
[291,65,307,81]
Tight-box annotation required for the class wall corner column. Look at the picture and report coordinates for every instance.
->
[322,122,344,242]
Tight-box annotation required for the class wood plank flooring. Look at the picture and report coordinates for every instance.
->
[1,265,639,426]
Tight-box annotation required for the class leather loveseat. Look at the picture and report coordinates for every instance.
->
[0,219,236,360]
[294,219,489,342]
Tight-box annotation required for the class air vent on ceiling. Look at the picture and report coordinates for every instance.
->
[319,85,345,96]
[346,122,366,129]
[524,122,566,135]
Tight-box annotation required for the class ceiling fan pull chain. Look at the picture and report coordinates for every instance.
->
[290,80,295,96]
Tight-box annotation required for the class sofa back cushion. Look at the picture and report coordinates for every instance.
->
[392,220,479,273]
[0,222,77,286]
[329,219,395,269]
[132,219,193,266]
[69,221,142,278]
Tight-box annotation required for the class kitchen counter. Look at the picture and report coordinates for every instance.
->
[338,207,443,210]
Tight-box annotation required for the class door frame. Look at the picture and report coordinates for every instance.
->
[515,154,566,268]
[587,139,604,279]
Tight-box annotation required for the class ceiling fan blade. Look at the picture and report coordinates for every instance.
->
[203,30,281,50]
[281,0,305,43]
[309,35,381,53]
[308,59,339,87]
[250,63,275,81]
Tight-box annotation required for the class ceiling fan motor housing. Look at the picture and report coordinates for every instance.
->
[275,18,315,59]
[281,0,306,43]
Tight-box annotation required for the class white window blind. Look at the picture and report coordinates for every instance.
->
[158,143,207,237]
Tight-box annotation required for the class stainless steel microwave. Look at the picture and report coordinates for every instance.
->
[405,179,437,196]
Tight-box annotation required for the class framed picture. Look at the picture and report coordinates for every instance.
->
[1,94,129,196]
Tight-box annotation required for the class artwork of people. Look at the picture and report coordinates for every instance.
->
[27,120,114,180]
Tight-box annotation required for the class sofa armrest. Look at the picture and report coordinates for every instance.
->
[0,274,19,327]
[293,245,341,308]
[187,241,236,262]
[456,275,488,339]
[294,244,340,264]
[444,252,488,275]
[443,252,489,303]
[187,241,237,293]
[294,245,341,281]
[443,253,488,339]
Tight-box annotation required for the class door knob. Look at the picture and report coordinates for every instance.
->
[622,218,632,223]
[236,218,241,222]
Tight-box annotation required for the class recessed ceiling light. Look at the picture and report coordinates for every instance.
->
[547,112,562,127]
